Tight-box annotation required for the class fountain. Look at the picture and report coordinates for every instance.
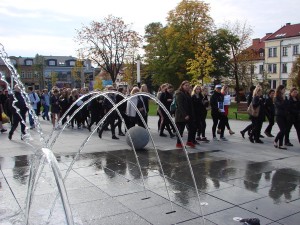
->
[0,43,207,225]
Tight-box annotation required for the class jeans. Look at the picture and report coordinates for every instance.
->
[42,105,50,120]
[29,109,38,127]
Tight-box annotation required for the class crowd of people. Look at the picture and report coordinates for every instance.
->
[0,81,299,150]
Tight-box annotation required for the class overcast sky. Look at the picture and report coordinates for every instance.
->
[0,0,299,57]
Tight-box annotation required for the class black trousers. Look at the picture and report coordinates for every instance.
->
[176,120,196,144]
[265,114,274,134]
[275,116,286,146]
[9,111,27,136]
[212,113,225,138]
[285,116,300,144]
[250,117,263,141]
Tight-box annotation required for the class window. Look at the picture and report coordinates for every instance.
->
[282,80,287,87]
[272,64,277,73]
[21,71,25,78]
[282,47,288,56]
[259,65,263,74]
[268,64,277,73]
[293,45,299,55]
[272,80,277,89]
[69,61,75,66]
[48,60,56,66]
[25,60,33,66]
[282,63,287,73]
[268,47,277,57]
[27,71,33,78]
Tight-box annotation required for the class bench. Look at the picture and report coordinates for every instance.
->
[233,102,248,119]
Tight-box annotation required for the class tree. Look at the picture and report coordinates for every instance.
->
[206,29,232,80]
[143,0,213,87]
[93,75,103,90]
[289,56,300,91]
[186,42,215,85]
[51,71,58,87]
[75,15,142,84]
[221,21,253,102]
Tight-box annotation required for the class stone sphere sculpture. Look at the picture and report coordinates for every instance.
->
[126,126,149,150]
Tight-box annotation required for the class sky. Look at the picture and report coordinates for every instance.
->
[0,0,299,57]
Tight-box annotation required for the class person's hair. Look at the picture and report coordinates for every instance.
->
[191,85,201,96]
[289,87,299,99]
[130,86,140,95]
[178,80,189,92]
[275,85,285,99]
[140,84,148,92]
[28,86,33,91]
[253,86,262,97]
[268,89,275,96]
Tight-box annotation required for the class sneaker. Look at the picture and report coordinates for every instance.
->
[112,135,119,140]
[176,143,183,148]
[201,137,210,142]
[30,126,35,130]
[118,132,125,136]
[264,131,272,137]
[186,142,195,148]
[213,137,219,141]
[220,137,228,141]
[159,133,167,137]
[196,136,201,141]
[255,139,264,144]
[240,131,245,139]
[229,130,235,135]
[285,142,293,147]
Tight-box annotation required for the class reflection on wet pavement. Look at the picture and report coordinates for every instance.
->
[1,148,300,224]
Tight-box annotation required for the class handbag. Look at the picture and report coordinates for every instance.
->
[2,112,10,124]
[247,102,260,117]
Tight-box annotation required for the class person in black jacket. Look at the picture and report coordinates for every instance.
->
[264,89,275,137]
[192,85,209,142]
[284,87,300,146]
[175,80,196,148]
[8,85,28,140]
[210,84,226,141]
[98,85,119,139]
[159,84,175,138]
[240,85,256,138]
[274,85,288,149]
[115,87,127,135]
[249,86,265,144]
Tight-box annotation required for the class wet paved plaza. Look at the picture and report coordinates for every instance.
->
[0,117,300,224]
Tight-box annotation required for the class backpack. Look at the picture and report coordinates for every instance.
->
[170,96,177,114]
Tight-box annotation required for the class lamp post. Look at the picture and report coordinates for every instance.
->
[136,55,141,88]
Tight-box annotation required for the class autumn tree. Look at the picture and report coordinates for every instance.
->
[75,15,142,84]
[186,42,215,85]
[221,21,253,102]
[289,56,300,91]
[143,0,213,87]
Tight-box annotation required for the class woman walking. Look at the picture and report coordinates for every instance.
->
[264,89,275,137]
[274,85,287,149]
[175,80,196,148]
[249,86,265,144]
[284,87,300,146]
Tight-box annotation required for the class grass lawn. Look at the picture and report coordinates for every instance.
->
[148,100,250,121]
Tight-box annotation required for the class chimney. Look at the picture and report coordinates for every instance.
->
[252,38,260,45]
[286,23,291,26]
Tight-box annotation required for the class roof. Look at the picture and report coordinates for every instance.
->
[266,23,300,40]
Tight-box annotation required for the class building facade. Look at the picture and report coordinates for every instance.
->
[264,23,300,89]
[0,55,95,91]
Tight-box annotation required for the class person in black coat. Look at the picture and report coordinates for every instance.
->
[284,87,300,146]
[210,84,226,141]
[264,89,275,137]
[8,85,28,140]
[240,85,256,139]
[159,84,175,138]
[98,85,119,139]
[249,86,265,144]
[87,93,103,132]
[274,85,288,149]
[115,87,127,135]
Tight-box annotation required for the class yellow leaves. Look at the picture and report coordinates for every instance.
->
[186,42,215,84]
[93,75,103,90]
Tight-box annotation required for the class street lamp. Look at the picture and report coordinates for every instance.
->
[136,55,141,88]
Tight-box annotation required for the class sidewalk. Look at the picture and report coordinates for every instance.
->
[0,116,300,224]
